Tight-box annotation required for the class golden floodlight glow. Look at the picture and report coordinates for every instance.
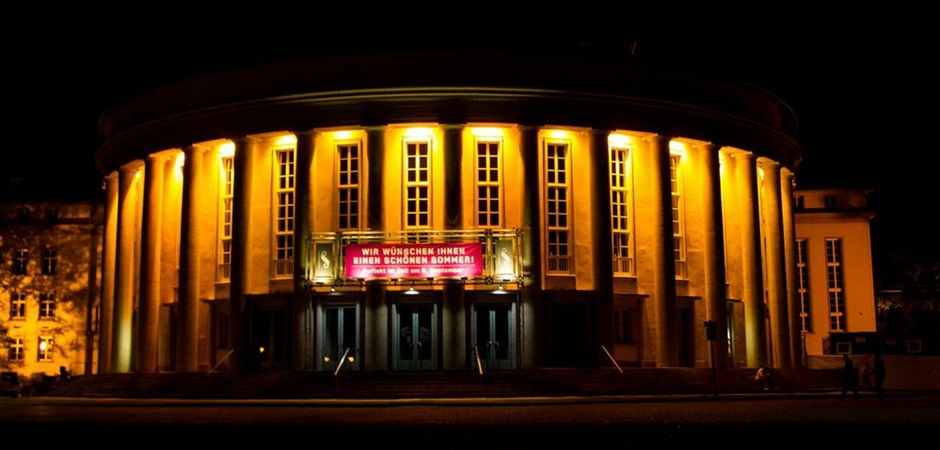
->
[471,127,504,137]
[608,133,631,147]
[333,130,353,140]
[546,130,569,140]
[218,141,235,158]
[404,127,433,138]
[276,135,297,146]
[669,140,688,156]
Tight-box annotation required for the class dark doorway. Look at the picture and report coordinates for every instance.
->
[550,302,591,367]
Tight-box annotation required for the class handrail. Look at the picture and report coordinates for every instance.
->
[601,345,623,373]
[207,349,235,375]
[472,346,483,375]
[334,347,351,376]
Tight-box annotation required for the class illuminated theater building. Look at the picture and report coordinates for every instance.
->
[95,49,806,375]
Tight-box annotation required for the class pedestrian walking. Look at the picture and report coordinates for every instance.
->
[872,352,886,399]
[859,357,873,389]
[840,353,858,400]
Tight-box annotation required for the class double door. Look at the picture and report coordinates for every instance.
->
[473,303,514,370]
[395,304,436,370]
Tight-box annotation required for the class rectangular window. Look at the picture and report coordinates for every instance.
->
[16,207,29,223]
[545,142,570,274]
[39,292,56,320]
[670,154,687,278]
[12,249,28,275]
[476,140,501,227]
[613,309,634,344]
[794,195,805,211]
[218,155,234,281]
[610,145,633,276]
[826,238,845,332]
[274,148,295,278]
[37,336,53,362]
[338,143,361,230]
[796,239,812,332]
[10,291,26,320]
[41,247,57,275]
[45,208,59,223]
[824,195,837,209]
[9,337,24,361]
[405,141,430,229]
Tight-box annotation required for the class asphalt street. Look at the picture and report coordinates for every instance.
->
[2,392,938,448]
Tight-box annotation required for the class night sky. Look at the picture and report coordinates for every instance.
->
[3,4,934,284]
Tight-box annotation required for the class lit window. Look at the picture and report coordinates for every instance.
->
[670,154,687,279]
[218,155,234,281]
[404,140,431,229]
[475,140,501,227]
[41,247,57,275]
[9,291,26,320]
[545,142,570,274]
[37,336,54,362]
[9,337,24,361]
[826,238,845,332]
[39,292,56,320]
[610,145,634,276]
[273,147,295,278]
[338,143,361,230]
[796,239,812,332]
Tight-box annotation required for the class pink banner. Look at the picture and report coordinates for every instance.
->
[345,243,483,279]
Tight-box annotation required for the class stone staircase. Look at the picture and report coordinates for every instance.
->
[38,367,844,399]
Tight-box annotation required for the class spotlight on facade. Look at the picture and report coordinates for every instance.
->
[494,285,507,295]
[405,284,419,295]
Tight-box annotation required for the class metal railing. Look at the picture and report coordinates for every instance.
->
[601,345,623,373]
[334,347,352,376]
[472,346,484,376]
[208,349,235,375]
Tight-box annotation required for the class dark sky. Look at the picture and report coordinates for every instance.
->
[3,4,935,280]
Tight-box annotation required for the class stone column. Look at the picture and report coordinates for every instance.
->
[738,153,767,367]
[177,145,206,372]
[701,143,729,368]
[761,160,792,367]
[98,171,119,373]
[366,127,386,231]
[230,137,257,371]
[364,126,387,369]
[111,162,140,373]
[520,125,541,368]
[292,130,315,370]
[781,169,802,368]
[137,154,167,372]
[590,129,615,363]
[442,124,466,369]
[647,135,678,367]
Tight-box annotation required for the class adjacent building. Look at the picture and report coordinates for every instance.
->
[0,176,102,379]
[793,187,878,356]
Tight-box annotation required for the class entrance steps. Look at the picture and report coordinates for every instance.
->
[39,367,844,399]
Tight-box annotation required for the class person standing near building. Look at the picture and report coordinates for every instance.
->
[839,353,859,400]
[872,352,886,400]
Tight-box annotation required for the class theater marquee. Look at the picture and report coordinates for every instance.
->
[345,243,483,279]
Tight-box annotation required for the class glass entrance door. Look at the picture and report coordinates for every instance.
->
[473,303,514,370]
[322,305,358,372]
[395,305,435,370]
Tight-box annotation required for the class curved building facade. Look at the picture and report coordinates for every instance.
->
[95,50,802,374]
